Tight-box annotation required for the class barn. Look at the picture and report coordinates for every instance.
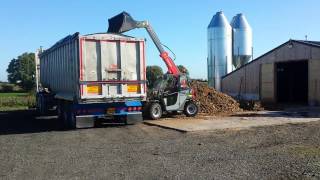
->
[221,40,320,106]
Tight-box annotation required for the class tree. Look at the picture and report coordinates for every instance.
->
[177,65,189,76]
[146,65,163,88]
[7,52,35,91]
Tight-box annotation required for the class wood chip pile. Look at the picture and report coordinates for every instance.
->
[191,81,242,115]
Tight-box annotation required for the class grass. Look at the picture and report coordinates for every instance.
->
[0,92,29,97]
[0,92,35,111]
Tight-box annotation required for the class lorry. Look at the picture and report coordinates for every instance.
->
[35,33,147,128]
[35,12,198,129]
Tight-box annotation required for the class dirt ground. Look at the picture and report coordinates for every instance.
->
[0,110,320,179]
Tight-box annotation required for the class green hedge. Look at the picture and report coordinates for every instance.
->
[0,94,35,108]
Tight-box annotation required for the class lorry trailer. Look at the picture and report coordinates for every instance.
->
[35,32,147,128]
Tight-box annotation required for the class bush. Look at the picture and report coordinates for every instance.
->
[0,84,14,92]
[0,83,23,93]
[0,95,36,109]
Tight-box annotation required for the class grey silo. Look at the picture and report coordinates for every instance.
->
[231,13,253,69]
[207,11,233,91]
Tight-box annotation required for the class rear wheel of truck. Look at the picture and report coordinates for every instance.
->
[65,102,76,129]
[57,100,65,128]
[60,101,76,129]
[36,93,47,115]
[149,103,162,120]
[183,101,198,117]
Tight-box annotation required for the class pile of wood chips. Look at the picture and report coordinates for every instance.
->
[190,81,242,115]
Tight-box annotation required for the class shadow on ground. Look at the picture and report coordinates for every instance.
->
[0,109,63,135]
[0,109,128,135]
[1,106,319,135]
[232,110,320,119]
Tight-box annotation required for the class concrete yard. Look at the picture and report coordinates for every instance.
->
[144,111,320,132]
[0,109,320,179]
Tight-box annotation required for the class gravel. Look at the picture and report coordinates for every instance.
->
[0,110,320,179]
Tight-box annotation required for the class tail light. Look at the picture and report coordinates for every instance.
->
[127,106,142,112]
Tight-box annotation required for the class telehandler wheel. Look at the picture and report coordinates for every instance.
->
[184,101,198,117]
[149,103,162,120]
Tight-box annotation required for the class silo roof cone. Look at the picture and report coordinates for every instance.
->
[208,11,230,28]
[231,13,251,29]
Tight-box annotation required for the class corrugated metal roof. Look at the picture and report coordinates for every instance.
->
[222,39,320,79]
[294,40,320,47]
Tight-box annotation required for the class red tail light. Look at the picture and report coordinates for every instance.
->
[127,106,142,112]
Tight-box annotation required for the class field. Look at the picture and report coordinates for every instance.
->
[0,92,35,111]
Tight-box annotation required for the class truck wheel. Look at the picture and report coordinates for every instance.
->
[57,101,65,128]
[60,101,76,129]
[66,102,76,129]
[37,94,47,115]
[184,101,198,117]
[149,103,162,120]
[61,102,69,129]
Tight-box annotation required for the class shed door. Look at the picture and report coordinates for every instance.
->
[260,63,275,102]
[309,59,320,105]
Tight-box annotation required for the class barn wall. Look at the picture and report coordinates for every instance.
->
[309,59,320,106]
[222,41,320,102]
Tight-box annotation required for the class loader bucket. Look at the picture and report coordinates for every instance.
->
[107,11,138,33]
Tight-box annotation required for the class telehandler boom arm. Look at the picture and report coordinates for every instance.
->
[107,12,180,76]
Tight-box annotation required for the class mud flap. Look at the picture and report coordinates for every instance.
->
[76,116,95,128]
[126,113,143,125]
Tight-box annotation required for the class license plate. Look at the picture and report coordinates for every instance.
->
[107,108,116,114]
[127,84,139,93]
[87,84,102,95]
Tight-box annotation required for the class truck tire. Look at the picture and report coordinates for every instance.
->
[61,102,69,129]
[37,94,47,115]
[65,102,76,129]
[57,101,65,128]
[60,101,76,129]
[183,101,198,117]
[149,103,162,120]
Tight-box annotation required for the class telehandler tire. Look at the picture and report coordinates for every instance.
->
[149,103,162,120]
[183,101,198,117]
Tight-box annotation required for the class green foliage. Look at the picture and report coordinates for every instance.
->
[0,83,23,93]
[0,92,29,97]
[7,52,36,91]
[146,65,164,88]
[177,65,189,76]
[0,84,13,92]
[0,93,35,111]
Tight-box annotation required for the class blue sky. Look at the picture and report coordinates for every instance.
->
[0,0,319,81]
